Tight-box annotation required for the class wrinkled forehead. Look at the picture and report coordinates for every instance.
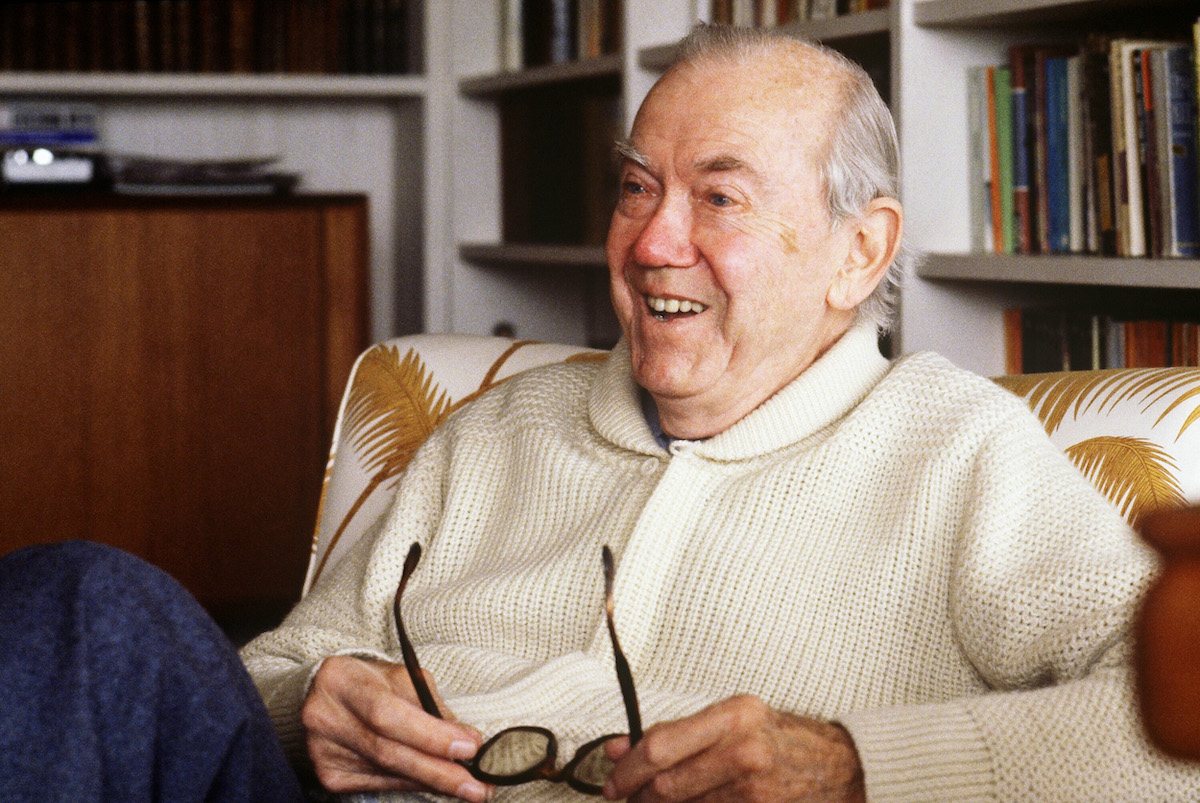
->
[630,47,846,173]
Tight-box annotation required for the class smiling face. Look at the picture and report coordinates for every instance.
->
[607,47,867,439]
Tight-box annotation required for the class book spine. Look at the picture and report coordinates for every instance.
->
[1084,40,1117,255]
[1163,45,1200,257]
[1032,51,1051,250]
[1044,56,1071,253]
[1010,47,1033,254]
[1135,48,1161,257]
[1067,54,1087,253]
[967,66,994,254]
[987,66,1004,253]
[1110,41,1132,255]
[995,67,1016,254]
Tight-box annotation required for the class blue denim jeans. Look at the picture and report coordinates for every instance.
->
[0,541,304,802]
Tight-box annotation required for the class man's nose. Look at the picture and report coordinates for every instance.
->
[632,194,698,268]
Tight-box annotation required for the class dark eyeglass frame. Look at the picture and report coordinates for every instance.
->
[393,542,643,794]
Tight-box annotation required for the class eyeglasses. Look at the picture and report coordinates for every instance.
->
[393,542,644,795]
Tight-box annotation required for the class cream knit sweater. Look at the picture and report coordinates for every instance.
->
[242,325,1200,801]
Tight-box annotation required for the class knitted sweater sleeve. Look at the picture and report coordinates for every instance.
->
[238,421,457,763]
[839,405,1200,801]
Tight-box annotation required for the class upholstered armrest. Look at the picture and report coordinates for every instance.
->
[993,368,1200,524]
[303,336,604,595]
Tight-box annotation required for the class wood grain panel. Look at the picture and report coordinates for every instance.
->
[0,195,368,617]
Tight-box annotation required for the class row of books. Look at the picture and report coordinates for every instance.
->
[499,0,622,72]
[1005,308,1200,374]
[970,20,1200,260]
[706,0,888,27]
[0,0,422,76]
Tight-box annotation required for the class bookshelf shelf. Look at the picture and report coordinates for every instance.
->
[919,253,1200,291]
[914,0,1190,28]
[459,242,607,270]
[459,55,624,97]
[638,8,891,71]
[0,73,428,100]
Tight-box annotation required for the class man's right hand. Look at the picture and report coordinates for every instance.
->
[301,654,494,802]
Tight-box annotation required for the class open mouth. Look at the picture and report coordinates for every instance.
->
[645,294,707,321]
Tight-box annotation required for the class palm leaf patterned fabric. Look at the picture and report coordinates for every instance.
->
[310,344,453,583]
[309,340,609,589]
[1065,437,1186,523]
[995,367,1200,524]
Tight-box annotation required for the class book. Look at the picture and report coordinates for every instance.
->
[993,66,1016,254]
[1083,35,1117,255]
[1032,45,1075,253]
[1044,55,1071,253]
[1009,45,1035,254]
[106,153,300,195]
[967,66,994,253]
[1150,45,1200,258]
[523,0,576,67]
[1134,47,1160,257]
[1067,54,1087,253]
[1110,39,1171,257]
[1004,308,1200,372]
[985,66,1004,252]
[576,0,621,59]
[810,0,838,21]
[731,0,755,27]
[0,102,100,148]
[500,0,523,71]
[1125,319,1170,368]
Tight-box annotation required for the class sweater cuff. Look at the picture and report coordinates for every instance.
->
[252,647,395,762]
[839,701,995,802]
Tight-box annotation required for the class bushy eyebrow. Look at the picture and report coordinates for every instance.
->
[614,139,766,186]
[613,139,650,170]
[696,154,754,174]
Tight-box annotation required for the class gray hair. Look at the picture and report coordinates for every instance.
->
[669,23,912,334]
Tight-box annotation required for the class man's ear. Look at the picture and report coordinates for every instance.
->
[826,197,903,312]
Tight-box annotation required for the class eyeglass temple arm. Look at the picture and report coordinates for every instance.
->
[394,542,445,719]
[603,546,643,744]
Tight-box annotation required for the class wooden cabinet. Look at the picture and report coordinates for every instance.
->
[0,194,368,623]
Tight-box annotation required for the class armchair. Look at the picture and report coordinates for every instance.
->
[303,334,1200,757]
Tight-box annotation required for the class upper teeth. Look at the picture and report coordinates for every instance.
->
[647,295,706,314]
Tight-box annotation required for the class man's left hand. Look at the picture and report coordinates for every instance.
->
[602,695,865,802]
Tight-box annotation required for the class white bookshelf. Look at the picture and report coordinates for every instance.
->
[897,0,1200,375]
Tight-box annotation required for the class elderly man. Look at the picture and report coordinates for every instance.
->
[242,24,1197,803]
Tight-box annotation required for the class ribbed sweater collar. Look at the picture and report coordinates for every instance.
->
[589,323,892,462]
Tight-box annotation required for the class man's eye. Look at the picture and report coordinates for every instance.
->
[709,193,733,207]
[622,180,646,196]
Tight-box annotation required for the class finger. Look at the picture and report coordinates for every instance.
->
[304,657,491,800]
[316,656,483,759]
[604,697,770,801]
[604,735,632,760]
[624,737,757,802]
[305,685,489,799]
[307,734,427,794]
